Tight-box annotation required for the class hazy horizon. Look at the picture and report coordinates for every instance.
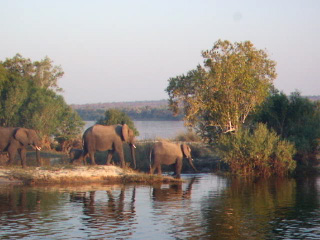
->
[1,0,319,104]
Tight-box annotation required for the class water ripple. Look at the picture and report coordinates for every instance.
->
[1,175,320,239]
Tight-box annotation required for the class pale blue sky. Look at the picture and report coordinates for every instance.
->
[1,0,319,104]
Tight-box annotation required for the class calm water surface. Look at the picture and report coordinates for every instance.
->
[1,174,320,239]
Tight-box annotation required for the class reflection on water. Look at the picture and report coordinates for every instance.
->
[1,175,320,239]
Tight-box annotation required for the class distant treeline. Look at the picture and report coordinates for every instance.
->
[74,105,183,121]
[73,97,320,121]
[307,95,320,101]
[71,100,169,110]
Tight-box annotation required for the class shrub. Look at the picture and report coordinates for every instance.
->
[216,123,296,176]
[254,91,320,165]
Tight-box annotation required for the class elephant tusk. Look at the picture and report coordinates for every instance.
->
[35,146,41,151]
[132,144,137,149]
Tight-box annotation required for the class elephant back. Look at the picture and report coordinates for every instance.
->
[154,140,183,158]
[0,127,15,150]
[89,124,122,141]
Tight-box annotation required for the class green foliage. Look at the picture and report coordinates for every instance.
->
[166,40,276,142]
[254,91,320,163]
[97,109,139,136]
[0,54,84,146]
[2,53,64,91]
[216,123,296,176]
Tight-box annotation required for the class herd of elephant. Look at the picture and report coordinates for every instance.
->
[0,124,197,178]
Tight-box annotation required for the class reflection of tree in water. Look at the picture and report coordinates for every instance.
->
[201,177,320,240]
[69,186,137,238]
[151,177,204,239]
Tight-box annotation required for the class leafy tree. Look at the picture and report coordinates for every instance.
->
[0,73,29,126]
[255,91,320,163]
[166,40,276,142]
[97,109,139,136]
[0,54,84,149]
[2,53,64,91]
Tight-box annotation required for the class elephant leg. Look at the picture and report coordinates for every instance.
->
[117,149,125,168]
[89,151,96,165]
[156,164,162,175]
[82,153,88,165]
[7,145,17,165]
[150,163,158,175]
[150,165,155,174]
[106,150,114,165]
[175,158,182,179]
[81,149,88,165]
[19,148,27,168]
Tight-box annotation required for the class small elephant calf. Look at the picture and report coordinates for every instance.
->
[69,148,85,165]
[150,140,197,179]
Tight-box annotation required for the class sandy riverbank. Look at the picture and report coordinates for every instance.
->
[0,165,181,185]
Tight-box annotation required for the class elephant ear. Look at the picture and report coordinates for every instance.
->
[181,144,191,157]
[121,124,129,142]
[14,128,29,145]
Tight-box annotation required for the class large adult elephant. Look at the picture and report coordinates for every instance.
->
[0,127,41,168]
[150,140,197,179]
[81,124,136,168]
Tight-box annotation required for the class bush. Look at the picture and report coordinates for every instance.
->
[254,91,320,165]
[216,123,296,176]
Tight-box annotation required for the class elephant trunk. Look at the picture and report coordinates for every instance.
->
[130,144,136,169]
[188,157,198,172]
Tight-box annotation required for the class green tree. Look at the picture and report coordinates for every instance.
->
[0,73,29,126]
[255,91,320,164]
[166,40,276,141]
[97,109,139,136]
[0,54,84,149]
[2,53,64,91]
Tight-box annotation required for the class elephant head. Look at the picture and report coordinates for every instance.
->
[14,128,41,165]
[14,128,41,150]
[181,143,198,172]
[121,124,136,168]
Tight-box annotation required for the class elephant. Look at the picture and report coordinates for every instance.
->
[0,127,41,168]
[69,148,84,164]
[150,140,197,179]
[80,124,136,168]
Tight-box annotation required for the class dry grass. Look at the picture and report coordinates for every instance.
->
[0,165,182,185]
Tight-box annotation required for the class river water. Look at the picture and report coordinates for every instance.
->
[1,174,320,239]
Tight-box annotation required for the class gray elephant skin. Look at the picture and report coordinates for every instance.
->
[69,148,83,163]
[150,140,197,179]
[0,127,41,168]
[80,124,136,168]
